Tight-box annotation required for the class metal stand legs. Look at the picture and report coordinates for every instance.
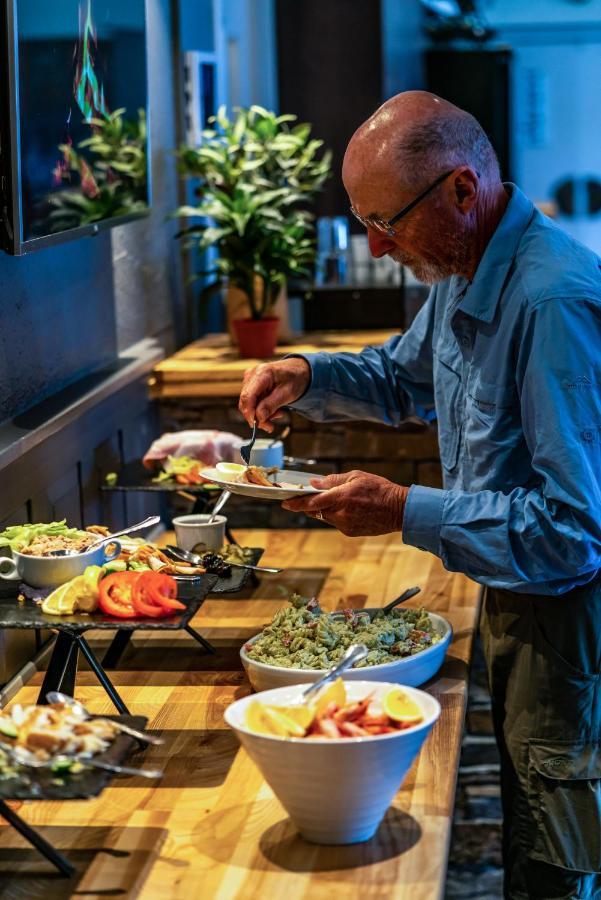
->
[0,800,75,877]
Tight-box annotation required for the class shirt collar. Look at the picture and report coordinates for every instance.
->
[455,183,535,324]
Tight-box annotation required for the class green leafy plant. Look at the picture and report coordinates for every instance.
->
[47,108,148,233]
[174,105,331,320]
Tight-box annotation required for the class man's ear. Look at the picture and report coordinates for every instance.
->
[452,168,478,214]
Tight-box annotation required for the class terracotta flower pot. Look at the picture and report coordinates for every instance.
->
[232,317,280,359]
[226,280,292,345]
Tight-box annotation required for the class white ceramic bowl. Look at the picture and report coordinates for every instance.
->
[240,610,452,692]
[0,542,122,589]
[225,680,441,844]
[172,514,227,552]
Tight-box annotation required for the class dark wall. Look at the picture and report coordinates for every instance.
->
[0,0,182,424]
[276,0,383,219]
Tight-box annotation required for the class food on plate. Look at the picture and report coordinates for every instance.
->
[98,571,184,619]
[235,465,305,491]
[0,521,97,556]
[41,566,104,615]
[245,593,441,669]
[243,678,424,739]
[0,701,120,770]
[143,430,244,470]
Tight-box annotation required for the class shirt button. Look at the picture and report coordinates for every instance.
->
[460,336,471,348]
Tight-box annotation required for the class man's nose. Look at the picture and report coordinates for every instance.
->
[367,228,397,258]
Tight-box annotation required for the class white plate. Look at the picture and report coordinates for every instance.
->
[200,467,322,501]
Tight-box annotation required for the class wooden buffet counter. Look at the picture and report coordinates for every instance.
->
[0,528,480,899]
[148,330,397,399]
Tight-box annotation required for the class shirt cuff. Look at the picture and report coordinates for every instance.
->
[402,484,447,555]
[285,352,332,416]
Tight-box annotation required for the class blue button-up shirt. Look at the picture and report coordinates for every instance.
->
[292,185,601,594]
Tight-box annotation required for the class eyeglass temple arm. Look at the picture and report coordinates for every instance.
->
[387,169,456,229]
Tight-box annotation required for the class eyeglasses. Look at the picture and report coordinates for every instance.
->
[350,169,456,236]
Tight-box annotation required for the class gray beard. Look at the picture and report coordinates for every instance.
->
[389,252,453,285]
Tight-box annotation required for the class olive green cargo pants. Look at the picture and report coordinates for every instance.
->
[481,583,601,899]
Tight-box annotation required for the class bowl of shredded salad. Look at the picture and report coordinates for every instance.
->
[240,593,452,692]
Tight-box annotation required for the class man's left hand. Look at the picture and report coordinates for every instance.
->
[282,470,408,536]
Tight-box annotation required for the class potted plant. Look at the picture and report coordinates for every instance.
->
[174,105,331,358]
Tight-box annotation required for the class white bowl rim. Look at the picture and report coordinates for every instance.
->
[12,545,108,561]
[172,514,227,527]
[240,610,453,675]
[225,679,441,745]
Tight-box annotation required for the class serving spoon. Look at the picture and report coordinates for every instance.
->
[46,692,163,745]
[48,515,161,556]
[328,586,421,623]
[165,544,283,575]
[301,643,369,702]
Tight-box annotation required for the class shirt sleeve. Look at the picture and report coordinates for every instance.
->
[290,291,436,425]
[403,296,601,594]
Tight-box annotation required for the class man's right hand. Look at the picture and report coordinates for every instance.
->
[238,357,311,432]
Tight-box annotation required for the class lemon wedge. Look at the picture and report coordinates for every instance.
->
[314,676,347,716]
[41,568,102,616]
[41,582,74,615]
[272,704,315,731]
[244,701,309,738]
[216,462,246,481]
[382,688,424,726]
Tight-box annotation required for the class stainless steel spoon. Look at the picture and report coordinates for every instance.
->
[165,544,283,575]
[208,490,231,524]
[82,758,163,779]
[240,420,258,465]
[48,515,161,556]
[302,643,369,702]
[45,692,163,745]
[0,738,163,779]
[378,585,421,616]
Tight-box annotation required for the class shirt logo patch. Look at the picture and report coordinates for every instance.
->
[565,375,594,389]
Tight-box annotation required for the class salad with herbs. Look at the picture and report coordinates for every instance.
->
[245,593,441,670]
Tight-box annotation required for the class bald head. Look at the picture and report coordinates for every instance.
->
[343,90,500,196]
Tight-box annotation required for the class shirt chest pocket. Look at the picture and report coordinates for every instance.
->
[464,380,520,451]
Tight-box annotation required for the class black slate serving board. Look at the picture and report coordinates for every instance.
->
[208,548,264,594]
[100,460,220,494]
[0,575,217,632]
[0,715,148,800]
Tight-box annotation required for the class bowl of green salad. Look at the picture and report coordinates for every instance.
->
[240,593,452,692]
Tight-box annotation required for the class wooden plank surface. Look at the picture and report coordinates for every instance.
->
[0,529,481,900]
[148,331,397,399]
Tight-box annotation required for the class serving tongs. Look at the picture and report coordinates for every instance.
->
[48,515,161,556]
[46,692,163,745]
[328,586,421,623]
[301,644,369,702]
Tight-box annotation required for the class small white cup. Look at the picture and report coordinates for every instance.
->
[249,439,284,469]
[172,514,227,553]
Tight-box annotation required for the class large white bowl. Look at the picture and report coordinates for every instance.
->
[225,680,441,844]
[240,610,452,692]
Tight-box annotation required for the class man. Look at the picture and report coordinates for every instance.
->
[238,91,601,898]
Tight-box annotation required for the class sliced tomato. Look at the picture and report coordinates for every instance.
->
[133,572,184,617]
[98,572,139,618]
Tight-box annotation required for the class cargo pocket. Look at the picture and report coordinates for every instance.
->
[528,741,601,874]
